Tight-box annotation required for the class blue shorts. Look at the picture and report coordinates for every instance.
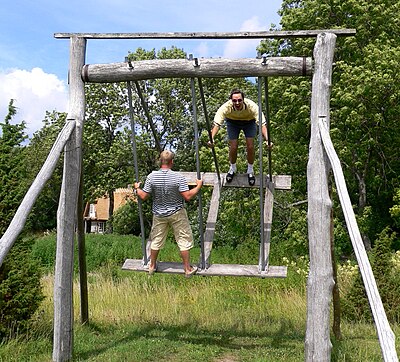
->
[226,119,257,140]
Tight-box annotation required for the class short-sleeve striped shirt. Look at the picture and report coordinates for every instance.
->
[142,169,189,217]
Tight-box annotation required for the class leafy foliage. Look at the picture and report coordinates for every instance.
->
[257,0,400,254]
[0,236,44,340]
[0,100,28,235]
[342,228,400,322]
[112,199,142,235]
[24,111,67,231]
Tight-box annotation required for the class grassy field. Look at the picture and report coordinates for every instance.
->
[0,234,398,361]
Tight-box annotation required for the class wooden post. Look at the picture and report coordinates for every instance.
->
[305,32,336,362]
[53,36,86,362]
[77,171,89,324]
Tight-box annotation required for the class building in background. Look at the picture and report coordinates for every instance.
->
[83,188,134,233]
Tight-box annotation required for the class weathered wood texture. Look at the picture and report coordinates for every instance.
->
[82,57,312,83]
[53,37,86,362]
[77,169,89,324]
[0,120,75,266]
[305,33,336,362]
[259,183,275,270]
[122,259,287,278]
[180,172,291,190]
[319,118,398,362]
[54,29,356,40]
[199,182,221,268]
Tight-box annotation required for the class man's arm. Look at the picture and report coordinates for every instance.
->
[261,124,274,149]
[208,102,228,147]
[180,179,203,202]
[133,182,151,201]
[208,124,220,147]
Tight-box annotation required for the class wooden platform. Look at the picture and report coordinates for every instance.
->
[122,259,287,278]
[180,172,291,190]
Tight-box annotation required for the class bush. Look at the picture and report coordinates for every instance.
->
[112,200,142,235]
[342,228,400,323]
[0,236,44,340]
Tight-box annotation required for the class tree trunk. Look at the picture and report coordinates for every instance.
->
[106,190,114,233]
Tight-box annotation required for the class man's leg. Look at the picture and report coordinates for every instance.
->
[149,249,160,269]
[245,137,256,185]
[148,215,168,273]
[170,209,197,275]
[229,139,239,164]
[228,139,238,173]
[179,250,191,273]
[245,137,255,165]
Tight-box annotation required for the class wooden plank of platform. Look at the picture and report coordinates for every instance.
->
[260,183,275,269]
[122,259,287,278]
[180,172,291,190]
[200,182,221,268]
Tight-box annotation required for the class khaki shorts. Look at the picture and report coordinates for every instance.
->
[149,208,194,251]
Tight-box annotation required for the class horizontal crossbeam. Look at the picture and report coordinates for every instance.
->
[122,259,287,278]
[82,57,312,83]
[54,29,356,40]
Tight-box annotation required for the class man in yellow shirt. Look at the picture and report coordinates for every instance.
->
[208,88,270,185]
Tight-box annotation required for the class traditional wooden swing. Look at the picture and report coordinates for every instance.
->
[121,71,290,278]
[1,29,397,362]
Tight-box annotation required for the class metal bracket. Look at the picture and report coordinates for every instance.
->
[125,56,134,69]
[188,53,200,67]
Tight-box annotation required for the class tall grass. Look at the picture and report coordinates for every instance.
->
[0,233,398,361]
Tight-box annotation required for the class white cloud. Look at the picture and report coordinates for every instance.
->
[223,16,267,59]
[0,68,68,138]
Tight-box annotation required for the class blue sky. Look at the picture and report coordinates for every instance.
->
[0,0,282,137]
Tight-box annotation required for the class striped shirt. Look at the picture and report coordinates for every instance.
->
[142,169,189,217]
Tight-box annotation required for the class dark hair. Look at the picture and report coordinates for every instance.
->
[229,88,245,100]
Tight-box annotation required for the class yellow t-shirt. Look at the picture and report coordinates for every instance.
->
[213,97,266,126]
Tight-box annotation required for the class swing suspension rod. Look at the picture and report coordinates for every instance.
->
[190,78,206,270]
[257,77,266,271]
[133,81,162,153]
[127,81,148,265]
[264,77,273,182]
[197,78,221,185]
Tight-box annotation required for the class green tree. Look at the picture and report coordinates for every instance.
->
[258,0,400,253]
[0,236,44,339]
[25,111,67,231]
[0,100,28,235]
[0,101,44,341]
[84,82,134,232]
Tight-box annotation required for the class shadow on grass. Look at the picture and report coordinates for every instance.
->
[74,318,305,361]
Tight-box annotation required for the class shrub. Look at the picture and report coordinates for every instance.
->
[0,236,44,340]
[342,228,400,323]
[112,199,141,235]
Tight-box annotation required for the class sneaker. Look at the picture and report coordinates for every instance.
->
[185,265,198,278]
[248,173,256,186]
[226,171,235,183]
